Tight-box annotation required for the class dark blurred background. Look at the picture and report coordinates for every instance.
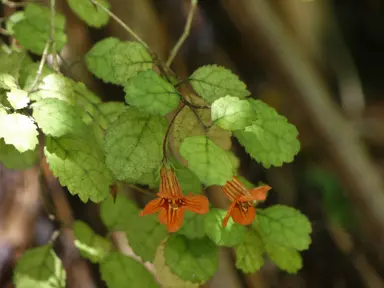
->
[2,0,384,287]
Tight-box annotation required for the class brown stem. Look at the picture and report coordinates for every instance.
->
[162,104,186,160]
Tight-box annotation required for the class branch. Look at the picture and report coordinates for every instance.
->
[162,104,186,160]
[166,0,198,67]
[89,0,149,50]
[27,41,50,93]
[50,0,59,73]
[223,0,384,261]
[1,0,27,8]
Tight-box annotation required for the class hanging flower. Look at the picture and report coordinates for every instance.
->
[221,177,271,227]
[139,166,209,232]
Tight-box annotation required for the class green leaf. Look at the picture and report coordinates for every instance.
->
[189,65,250,103]
[154,243,200,288]
[13,4,67,55]
[125,213,168,262]
[227,151,240,174]
[211,96,254,130]
[45,130,113,203]
[0,74,17,89]
[7,89,30,109]
[97,102,126,125]
[264,242,302,274]
[204,208,246,246]
[0,113,38,152]
[234,99,300,168]
[100,194,167,262]
[111,41,153,85]
[124,70,180,116]
[32,98,86,137]
[73,221,112,263]
[13,245,66,288]
[178,211,206,239]
[257,205,312,251]
[126,168,160,188]
[100,252,160,288]
[237,176,255,189]
[170,158,202,194]
[105,108,167,181]
[180,136,233,186]
[235,230,265,273]
[100,194,139,231]
[0,48,31,79]
[164,235,218,283]
[85,37,120,84]
[5,11,25,35]
[0,139,38,169]
[67,0,110,28]
[172,106,232,152]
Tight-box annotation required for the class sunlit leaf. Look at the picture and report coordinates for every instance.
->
[211,96,254,130]
[73,221,112,263]
[13,245,66,288]
[45,129,113,203]
[7,89,30,109]
[67,0,110,28]
[0,113,38,152]
[234,99,300,168]
[32,98,86,137]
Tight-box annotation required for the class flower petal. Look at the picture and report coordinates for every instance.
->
[231,204,255,226]
[158,208,167,224]
[157,166,183,199]
[238,185,271,202]
[222,201,237,227]
[166,207,185,233]
[183,195,209,214]
[139,198,164,216]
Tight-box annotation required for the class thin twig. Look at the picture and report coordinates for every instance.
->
[166,0,198,67]
[0,28,10,35]
[28,41,50,93]
[190,106,209,133]
[181,97,210,109]
[89,0,149,49]
[1,0,27,8]
[162,104,186,160]
[127,184,155,198]
[50,0,59,73]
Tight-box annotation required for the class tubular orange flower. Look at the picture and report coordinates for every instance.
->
[139,166,209,232]
[221,177,271,227]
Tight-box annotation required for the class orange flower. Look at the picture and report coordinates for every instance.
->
[139,166,209,232]
[221,177,271,227]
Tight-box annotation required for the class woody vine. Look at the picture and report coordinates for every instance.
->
[0,0,312,287]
